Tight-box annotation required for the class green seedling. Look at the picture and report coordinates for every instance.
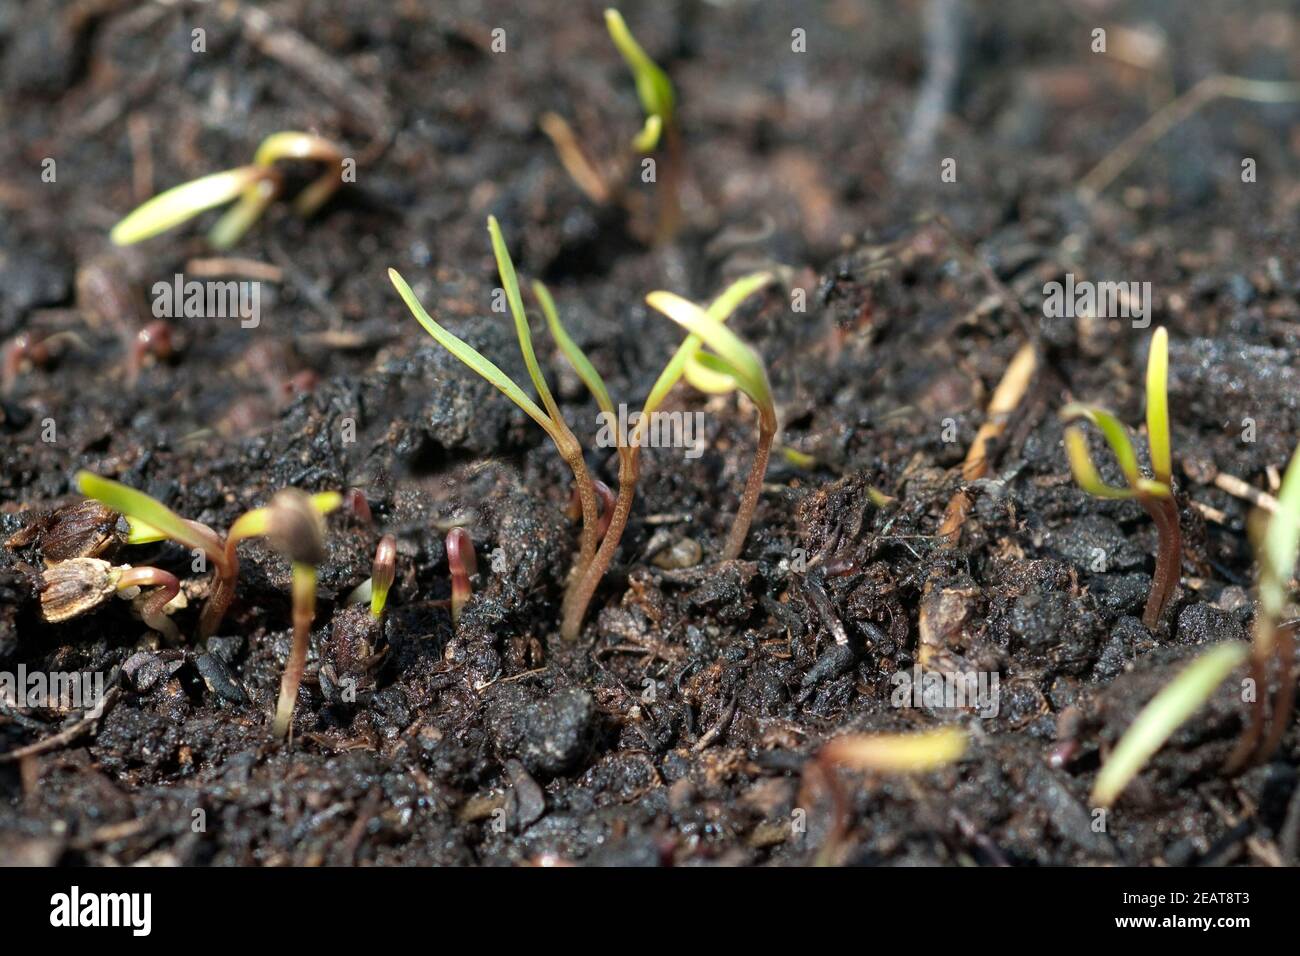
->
[555,272,773,639]
[646,286,777,561]
[389,217,601,605]
[1227,440,1300,770]
[604,9,675,153]
[605,8,681,242]
[1091,640,1248,808]
[542,10,680,242]
[76,471,341,734]
[226,488,341,738]
[1062,327,1180,629]
[446,528,476,627]
[110,131,345,249]
[76,470,233,638]
[810,726,968,866]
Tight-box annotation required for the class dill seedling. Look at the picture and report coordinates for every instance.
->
[1062,327,1179,629]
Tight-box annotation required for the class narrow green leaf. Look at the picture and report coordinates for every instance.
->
[486,217,566,429]
[1061,403,1141,489]
[534,280,615,420]
[208,177,279,250]
[76,471,214,556]
[388,268,561,442]
[1146,327,1171,485]
[1260,441,1300,619]
[641,273,772,418]
[1091,641,1248,807]
[706,272,774,321]
[683,350,742,394]
[111,167,267,245]
[645,291,771,411]
[1064,427,1134,500]
[632,114,663,153]
[604,9,675,129]
[124,518,168,544]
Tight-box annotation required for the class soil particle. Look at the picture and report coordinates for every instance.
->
[1175,603,1248,648]
[487,685,596,778]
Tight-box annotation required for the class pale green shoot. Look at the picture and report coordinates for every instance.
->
[76,470,226,567]
[1091,641,1248,808]
[110,168,270,246]
[604,8,675,151]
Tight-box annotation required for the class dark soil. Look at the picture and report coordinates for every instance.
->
[2,0,1299,866]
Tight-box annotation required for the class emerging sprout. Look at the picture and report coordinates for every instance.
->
[2,331,84,394]
[604,9,675,153]
[76,470,232,638]
[819,727,969,774]
[114,565,184,643]
[1061,327,1180,629]
[39,558,182,642]
[809,726,968,865]
[344,487,373,525]
[370,534,397,619]
[1227,439,1300,769]
[1090,641,1248,808]
[110,132,345,250]
[542,10,680,241]
[76,471,341,734]
[226,488,340,738]
[126,320,175,387]
[389,217,602,605]
[646,284,777,560]
[446,528,477,627]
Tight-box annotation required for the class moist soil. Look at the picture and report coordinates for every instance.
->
[2,0,1299,866]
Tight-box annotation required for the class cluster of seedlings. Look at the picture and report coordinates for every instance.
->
[389,217,777,640]
[3,8,1298,860]
[1060,329,1300,805]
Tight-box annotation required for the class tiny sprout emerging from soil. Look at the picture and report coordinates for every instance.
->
[126,320,175,387]
[39,558,182,642]
[76,469,340,667]
[604,9,675,153]
[646,283,777,561]
[1062,327,1179,629]
[1226,439,1300,770]
[344,487,373,525]
[110,132,345,249]
[445,528,477,627]
[538,9,680,242]
[1090,640,1248,809]
[369,534,397,620]
[810,727,968,865]
[819,727,969,774]
[76,470,232,638]
[227,488,342,738]
[389,217,602,607]
[2,331,84,395]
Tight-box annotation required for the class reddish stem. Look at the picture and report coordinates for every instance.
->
[446,528,476,627]
[722,415,775,561]
[1138,493,1181,630]
[116,565,181,642]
